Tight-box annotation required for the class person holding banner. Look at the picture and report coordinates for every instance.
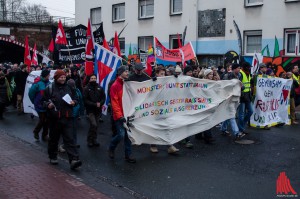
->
[108,65,136,163]
[221,63,245,140]
[286,72,299,124]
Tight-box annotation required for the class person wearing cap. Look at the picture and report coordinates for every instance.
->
[108,65,136,163]
[221,63,246,140]
[42,69,82,170]
[128,63,151,82]
[83,74,106,147]
[28,69,51,141]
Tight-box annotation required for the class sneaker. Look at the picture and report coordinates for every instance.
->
[108,150,114,159]
[185,141,194,149]
[235,133,245,141]
[150,146,159,153]
[42,135,49,142]
[70,159,82,170]
[221,131,231,137]
[263,126,271,130]
[33,132,39,141]
[93,141,100,147]
[58,144,66,153]
[50,158,58,165]
[125,156,136,163]
[168,145,179,154]
[292,121,299,125]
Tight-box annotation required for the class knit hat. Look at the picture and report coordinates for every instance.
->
[232,63,240,70]
[204,69,213,77]
[54,69,66,80]
[183,66,193,75]
[117,65,128,76]
[67,79,76,89]
[175,65,182,73]
[134,63,145,70]
[41,69,50,78]
[259,63,267,68]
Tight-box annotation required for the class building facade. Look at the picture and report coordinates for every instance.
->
[75,0,300,67]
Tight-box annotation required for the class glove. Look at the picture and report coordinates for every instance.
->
[119,117,126,123]
[152,76,157,81]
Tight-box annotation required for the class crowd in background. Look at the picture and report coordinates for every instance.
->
[0,60,299,168]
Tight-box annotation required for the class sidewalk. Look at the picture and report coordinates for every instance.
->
[0,132,110,199]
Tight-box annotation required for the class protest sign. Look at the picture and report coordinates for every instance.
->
[123,76,241,145]
[23,70,56,116]
[154,37,195,63]
[250,77,292,127]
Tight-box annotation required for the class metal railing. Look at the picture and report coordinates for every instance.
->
[0,11,75,26]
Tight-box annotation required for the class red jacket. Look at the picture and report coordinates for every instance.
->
[110,77,124,121]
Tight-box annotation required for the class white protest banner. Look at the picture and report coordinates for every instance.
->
[250,77,292,127]
[123,76,241,145]
[23,70,56,116]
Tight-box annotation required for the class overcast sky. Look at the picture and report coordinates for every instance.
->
[26,0,75,18]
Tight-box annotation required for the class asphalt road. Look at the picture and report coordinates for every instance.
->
[1,107,300,199]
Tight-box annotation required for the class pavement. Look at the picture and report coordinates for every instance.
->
[1,106,300,199]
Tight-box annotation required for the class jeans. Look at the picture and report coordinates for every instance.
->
[238,102,253,132]
[221,118,239,136]
[109,120,132,157]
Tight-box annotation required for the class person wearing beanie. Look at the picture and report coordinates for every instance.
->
[83,74,106,147]
[29,69,51,142]
[109,65,136,163]
[42,69,82,170]
[204,69,213,77]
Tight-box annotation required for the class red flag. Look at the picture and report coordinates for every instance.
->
[48,38,54,52]
[24,36,31,69]
[103,37,110,50]
[55,20,67,45]
[31,43,38,66]
[113,31,121,56]
[177,33,182,48]
[85,18,95,76]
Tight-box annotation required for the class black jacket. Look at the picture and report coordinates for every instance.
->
[14,70,28,95]
[83,83,106,114]
[0,79,8,104]
[128,73,150,82]
[43,82,78,119]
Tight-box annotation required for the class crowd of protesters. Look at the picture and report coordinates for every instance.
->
[0,60,299,169]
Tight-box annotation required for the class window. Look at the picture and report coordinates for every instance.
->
[112,3,125,22]
[245,0,263,6]
[169,34,182,49]
[198,9,226,37]
[119,38,125,55]
[285,29,300,55]
[138,36,153,51]
[139,0,154,19]
[244,30,262,54]
[170,0,182,15]
[91,7,101,25]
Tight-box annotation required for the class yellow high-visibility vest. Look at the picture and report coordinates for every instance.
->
[293,74,299,84]
[240,70,251,93]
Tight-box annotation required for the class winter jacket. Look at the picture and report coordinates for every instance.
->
[127,73,150,82]
[28,77,50,112]
[110,77,124,121]
[14,70,28,95]
[42,82,78,119]
[0,79,8,104]
[83,83,106,114]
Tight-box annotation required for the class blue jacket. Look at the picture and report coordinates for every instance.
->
[28,77,50,112]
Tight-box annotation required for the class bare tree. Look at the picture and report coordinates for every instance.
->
[19,3,50,23]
